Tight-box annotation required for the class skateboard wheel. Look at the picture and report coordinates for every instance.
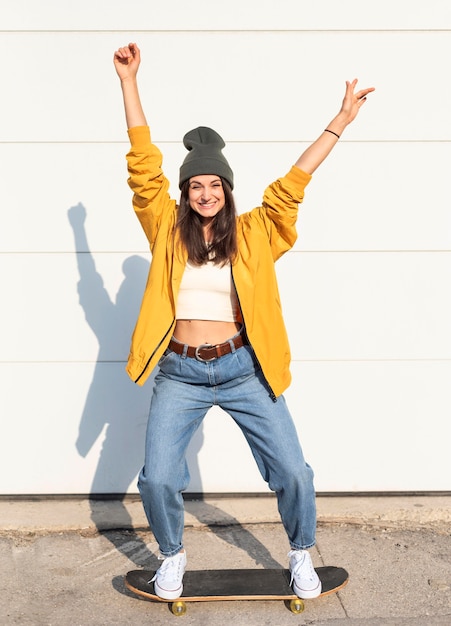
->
[171,600,187,616]
[289,598,305,614]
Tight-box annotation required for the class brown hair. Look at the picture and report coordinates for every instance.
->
[176,178,238,266]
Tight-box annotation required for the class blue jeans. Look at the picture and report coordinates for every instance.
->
[138,337,316,557]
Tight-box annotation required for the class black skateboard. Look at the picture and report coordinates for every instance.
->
[125,566,349,615]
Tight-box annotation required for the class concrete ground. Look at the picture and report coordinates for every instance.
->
[0,495,450,625]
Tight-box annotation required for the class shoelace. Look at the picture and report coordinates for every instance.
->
[289,552,316,586]
[150,555,184,584]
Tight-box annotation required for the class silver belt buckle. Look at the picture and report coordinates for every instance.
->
[195,343,216,362]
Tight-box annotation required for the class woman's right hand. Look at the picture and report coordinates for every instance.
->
[113,42,141,81]
[114,42,147,128]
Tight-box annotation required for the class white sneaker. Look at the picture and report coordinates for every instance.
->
[151,551,187,600]
[288,549,322,599]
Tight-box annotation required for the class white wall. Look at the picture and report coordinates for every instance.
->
[1,1,450,495]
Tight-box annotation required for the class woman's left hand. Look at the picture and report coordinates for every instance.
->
[339,78,375,125]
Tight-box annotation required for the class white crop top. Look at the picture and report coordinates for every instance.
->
[176,261,240,322]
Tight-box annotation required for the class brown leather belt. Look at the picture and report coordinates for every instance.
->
[168,333,247,362]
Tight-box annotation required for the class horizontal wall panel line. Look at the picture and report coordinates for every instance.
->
[2,29,451,34]
[290,250,451,254]
[292,358,451,363]
[0,361,128,364]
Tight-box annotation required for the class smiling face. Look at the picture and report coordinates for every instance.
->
[188,175,226,224]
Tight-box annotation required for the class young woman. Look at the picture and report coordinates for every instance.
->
[113,42,374,601]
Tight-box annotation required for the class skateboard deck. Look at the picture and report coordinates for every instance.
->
[125,566,349,615]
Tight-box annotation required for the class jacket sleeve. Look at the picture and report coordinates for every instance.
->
[259,165,312,260]
[126,126,177,249]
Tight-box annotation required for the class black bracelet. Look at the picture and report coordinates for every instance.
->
[324,128,340,139]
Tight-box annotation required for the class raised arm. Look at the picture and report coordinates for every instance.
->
[295,79,375,175]
[113,42,147,129]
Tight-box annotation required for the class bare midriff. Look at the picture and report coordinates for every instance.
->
[174,319,241,347]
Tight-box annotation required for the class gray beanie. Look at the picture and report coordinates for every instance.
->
[179,126,234,189]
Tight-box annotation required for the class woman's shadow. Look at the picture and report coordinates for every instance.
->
[69,202,282,572]
[68,202,157,567]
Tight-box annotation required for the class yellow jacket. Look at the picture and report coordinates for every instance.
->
[125,126,311,398]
